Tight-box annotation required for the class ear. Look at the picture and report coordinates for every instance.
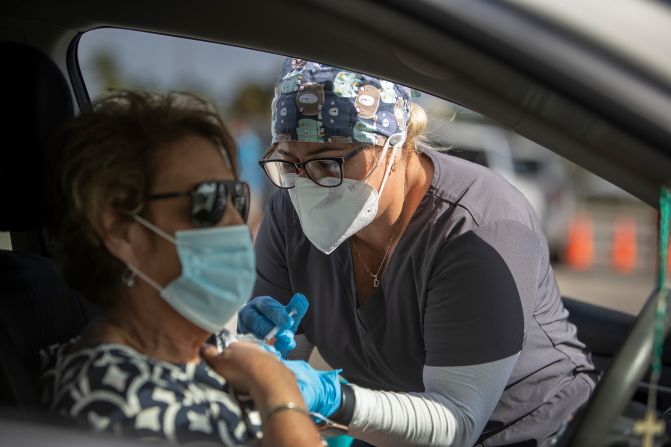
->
[100,207,140,267]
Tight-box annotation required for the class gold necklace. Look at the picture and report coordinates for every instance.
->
[352,218,402,288]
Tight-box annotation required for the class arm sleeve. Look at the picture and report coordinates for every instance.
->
[253,191,293,305]
[423,220,541,366]
[349,354,519,447]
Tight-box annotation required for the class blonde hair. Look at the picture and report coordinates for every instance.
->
[404,102,429,155]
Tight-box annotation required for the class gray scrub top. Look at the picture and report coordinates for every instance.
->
[253,147,598,444]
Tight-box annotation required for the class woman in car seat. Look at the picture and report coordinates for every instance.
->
[238,59,600,446]
[39,91,324,447]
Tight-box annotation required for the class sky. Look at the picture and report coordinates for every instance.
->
[78,27,286,105]
[75,27,622,198]
[77,27,453,114]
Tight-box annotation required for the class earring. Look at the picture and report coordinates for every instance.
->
[121,268,136,287]
[391,163,397,172]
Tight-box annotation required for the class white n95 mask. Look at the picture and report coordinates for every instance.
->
[127,216,256,334]
[288,131,406,255]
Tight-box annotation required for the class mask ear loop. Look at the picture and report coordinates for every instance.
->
[133,215,178,244]
[126,263,164,293]
[375,132,406,197]
[124,215,178,293]
[360,132,406,188]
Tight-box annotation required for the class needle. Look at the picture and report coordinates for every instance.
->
[263,309,298,343]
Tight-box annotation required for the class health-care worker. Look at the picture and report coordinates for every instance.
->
[238,58,599,446]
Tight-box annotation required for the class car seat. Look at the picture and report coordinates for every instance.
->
[0,42,95,410]
[564,296,671,411]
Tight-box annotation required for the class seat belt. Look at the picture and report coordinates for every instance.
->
[634,187,671,447]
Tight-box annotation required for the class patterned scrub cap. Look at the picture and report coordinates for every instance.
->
[271,58,413,146]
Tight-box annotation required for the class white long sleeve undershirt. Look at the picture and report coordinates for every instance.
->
[291,336,519,446]
[348,354,519,447]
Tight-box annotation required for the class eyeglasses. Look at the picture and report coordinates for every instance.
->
[258,145,367,189]
[146,180,250,226]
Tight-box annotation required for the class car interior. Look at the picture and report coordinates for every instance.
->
[1,1,671,446]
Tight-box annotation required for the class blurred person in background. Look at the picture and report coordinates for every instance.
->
[40,91,323,447]
[229,84,275,235]
[237,59,598,446]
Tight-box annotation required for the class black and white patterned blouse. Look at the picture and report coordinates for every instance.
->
[40,339,262,446]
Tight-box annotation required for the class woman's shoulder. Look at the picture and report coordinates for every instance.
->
[40,340,231,403]
[40,340,156,405]
[263,188,306,244]
[41,338,149,371]
[266,188,295,221]
[40,340,261,444]
[423,147,542,233]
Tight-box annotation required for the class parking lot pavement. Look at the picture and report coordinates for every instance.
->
[554,264,654,315]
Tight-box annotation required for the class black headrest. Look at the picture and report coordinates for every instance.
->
[0,42,74,232]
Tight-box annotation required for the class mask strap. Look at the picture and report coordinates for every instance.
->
[126,216,176,294]
[376,132,405,197]
[133,215,177,245]
[126,263,164,293]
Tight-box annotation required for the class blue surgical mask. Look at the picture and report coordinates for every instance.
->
[127,216,256,334]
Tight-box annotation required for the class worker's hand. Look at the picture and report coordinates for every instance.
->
[237,293,308,357]
[282,360,342,417]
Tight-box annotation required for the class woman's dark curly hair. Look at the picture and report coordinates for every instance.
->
[46,91,238,310]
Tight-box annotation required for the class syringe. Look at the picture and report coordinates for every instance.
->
[263,308,298,343]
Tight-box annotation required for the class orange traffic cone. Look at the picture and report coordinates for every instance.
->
[564,214,594,270]
[612,217,637,275]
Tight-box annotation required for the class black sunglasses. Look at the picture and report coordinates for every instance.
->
[146,180,250,226]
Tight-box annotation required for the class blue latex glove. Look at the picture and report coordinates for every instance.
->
[237,293,309,356]
[283,360,342,417]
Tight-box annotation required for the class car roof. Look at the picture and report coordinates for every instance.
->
[1,0,670,207]
[502,0,671,85]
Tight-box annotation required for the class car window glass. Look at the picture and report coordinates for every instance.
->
[0,232,11,250]
[77,28,655,320]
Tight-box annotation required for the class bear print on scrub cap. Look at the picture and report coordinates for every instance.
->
[270,57,414,145]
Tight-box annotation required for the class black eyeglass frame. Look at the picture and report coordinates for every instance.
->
[258,144,369,189]
[145,179,250,226]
